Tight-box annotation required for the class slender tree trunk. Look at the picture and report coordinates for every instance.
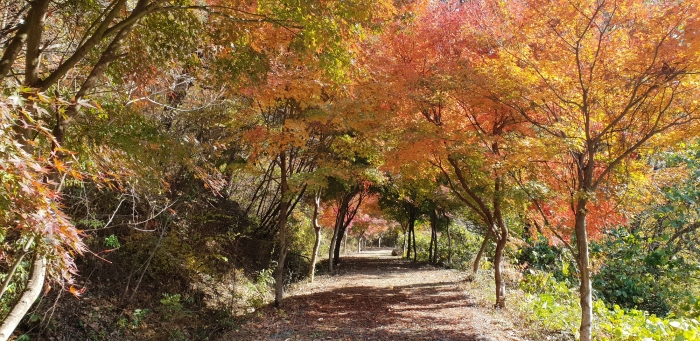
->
[433,227,438,264]
[0,0,50,80]
[343,230,347,254]
[406,223,412,259]
[412,221,417,262]
[0,253,46,341]
[308,190,322,282]
[330,193,352,268]
[274,151,289,307]
[333,225,346,265]
[493,175,508,308]
[402,226,407,257]
[493,225,508,308]
[428,211,435,264]
[473,230,491,273]
[576,199,592,341]
[447,223,452,264]
[328,225,338,272]
[428,234,433,263]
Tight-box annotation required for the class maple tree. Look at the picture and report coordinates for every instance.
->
[463,0,700,338]
[367,0,531,309]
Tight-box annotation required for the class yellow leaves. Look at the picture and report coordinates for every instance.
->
[53,158,67,173]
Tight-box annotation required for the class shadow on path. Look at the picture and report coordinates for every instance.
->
[222,249,501,341]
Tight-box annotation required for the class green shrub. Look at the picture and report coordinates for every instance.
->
[517,237,575,283]
[519,271,580,334]
[596,302,700,341]
[159,293,184,320]
[592,229,698,317]
[518,270,700,340]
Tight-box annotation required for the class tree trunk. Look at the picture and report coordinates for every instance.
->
[274,151,289,308]
[433,227,438,264]
[430,209,438,264]
[473,230,491,273]
[308,190,322,282]
[428,231,434,263]
[493,226,508,308]
[343,230,347,254]
[412,221,417,262]
[0,253,46,341]
[0,0,50,80]
[428,210,434,264]
[493,175,508,308]
[328,225,339,272]
[333,225,346,265]
[406,223,412,260]
[330,192,352,268]
[447,223,452,264]
[402,226,407,257]
[576,199,593,341]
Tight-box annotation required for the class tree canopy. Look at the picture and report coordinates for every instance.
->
[2,0,700,340]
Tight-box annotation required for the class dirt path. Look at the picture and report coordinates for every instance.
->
[220,249,525,341]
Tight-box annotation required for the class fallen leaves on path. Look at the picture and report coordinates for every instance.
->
[219,249,527,341]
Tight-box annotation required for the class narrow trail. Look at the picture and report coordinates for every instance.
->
[220,249,525,341]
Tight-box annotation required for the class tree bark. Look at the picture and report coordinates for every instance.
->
[473,230,491,274]
[429,209,436,264]
[402,225,407,257]
[274,151,289,307]
[433,226,438,264]
[576,198,592,341]
[493,176,508,308]
[308,190,322,282]
[447,223,452,264]
[343,230,347,254]
[411,220,417,262]
[0,253,47,341]
[333,224,346,264]
[332,200,348,266]
[328,224,339,272]
[493,226,508,308]
[406,222,412,260]
[0,0,49,80]
[22,0,51,86]
[332,188,363,265]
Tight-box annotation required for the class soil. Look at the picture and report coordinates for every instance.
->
[219,248,528,341]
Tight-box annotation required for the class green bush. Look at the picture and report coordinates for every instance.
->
[596,302,700,341]
[519,271,580,334]
[518,270,700,340]
[592,229,698,317]
[159,293,184,320]
[517,237,575,283]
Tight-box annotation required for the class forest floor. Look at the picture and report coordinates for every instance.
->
[218,248,529,341]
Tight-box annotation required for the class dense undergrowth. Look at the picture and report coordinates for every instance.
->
[518,271,700,341]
